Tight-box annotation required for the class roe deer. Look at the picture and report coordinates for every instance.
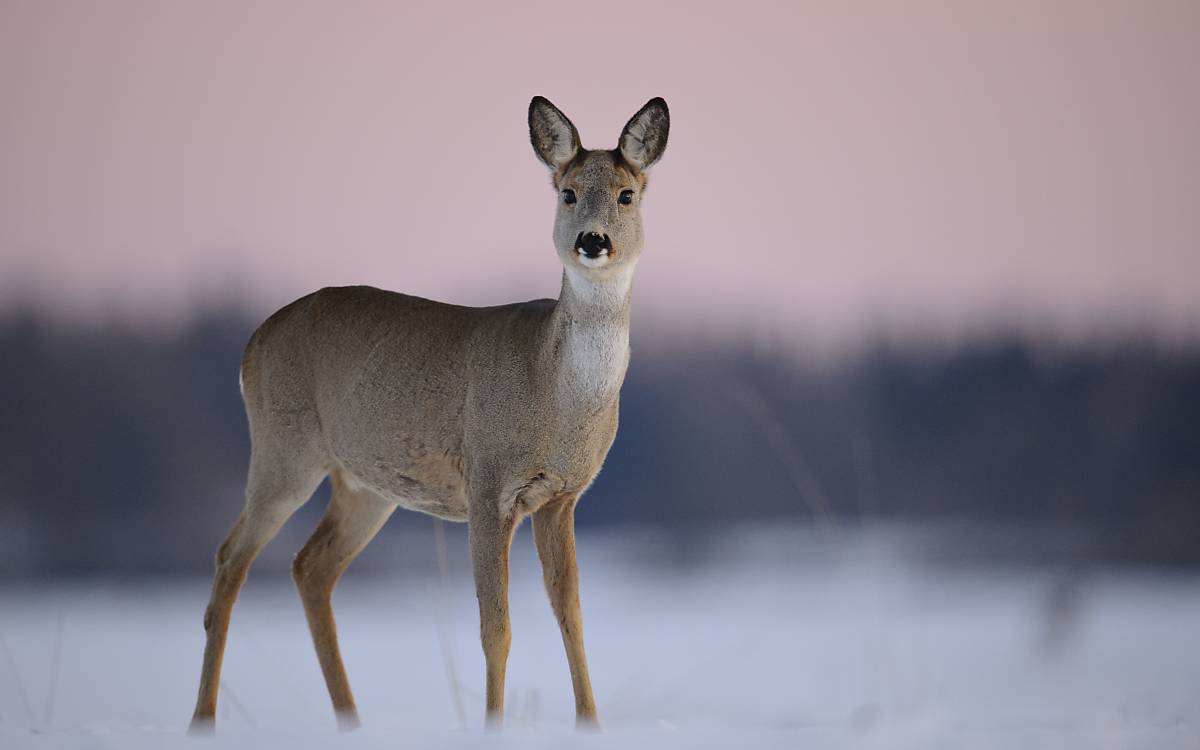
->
[189,96,669,733]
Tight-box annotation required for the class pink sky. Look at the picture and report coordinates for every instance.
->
[1,1,1198,349]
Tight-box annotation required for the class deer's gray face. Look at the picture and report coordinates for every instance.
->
[529,97,669,275]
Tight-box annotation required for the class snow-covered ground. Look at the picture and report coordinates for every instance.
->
[1,525,1198,749]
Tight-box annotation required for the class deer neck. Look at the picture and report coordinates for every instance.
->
[547,265,634,405]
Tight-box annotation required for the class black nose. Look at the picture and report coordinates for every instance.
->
[575,232,612,258]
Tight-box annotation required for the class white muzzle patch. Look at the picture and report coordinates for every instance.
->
[577,248,611,268]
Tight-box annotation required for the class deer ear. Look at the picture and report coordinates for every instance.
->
[619,97,669,170]
[529,96,580,170]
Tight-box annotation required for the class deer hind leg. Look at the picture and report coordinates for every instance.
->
[531,495,598,727]
[292,469,395,730]
[469,498,518,727]
[190,453,325,733]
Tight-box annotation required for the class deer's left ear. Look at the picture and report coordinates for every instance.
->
[619,97,670,171]
[529,96,580,170]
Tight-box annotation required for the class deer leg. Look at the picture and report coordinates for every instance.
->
[469,499,518,727]
[292,470,395,730]
[532,495,598,727]
[190,463,322,733]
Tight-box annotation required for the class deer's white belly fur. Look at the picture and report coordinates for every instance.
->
[337,447,470,521]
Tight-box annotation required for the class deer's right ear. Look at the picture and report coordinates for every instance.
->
[619,97,669,171]
[529,96,580,171]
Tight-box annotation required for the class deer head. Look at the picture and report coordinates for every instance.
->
[529,97,670,276]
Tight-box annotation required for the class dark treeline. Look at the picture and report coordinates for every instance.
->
[1,311,1197,575]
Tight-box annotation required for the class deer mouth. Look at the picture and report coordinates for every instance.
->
[577,252,612,269]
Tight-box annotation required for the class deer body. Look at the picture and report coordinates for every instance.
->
[243,276,627,522]
[190,97,668,733]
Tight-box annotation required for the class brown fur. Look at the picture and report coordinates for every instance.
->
[554,149,647,192]
[189,96,668,733]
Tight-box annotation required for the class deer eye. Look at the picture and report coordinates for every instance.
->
[562,189,577,205]
[618,189,634,205]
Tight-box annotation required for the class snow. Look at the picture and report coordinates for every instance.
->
[1,526,1198,749]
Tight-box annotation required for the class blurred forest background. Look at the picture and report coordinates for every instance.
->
[2,309,1196,576]
[2,1,1198,580]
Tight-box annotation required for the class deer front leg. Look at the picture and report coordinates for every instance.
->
[531,495,598,727]
[469,499,517,727]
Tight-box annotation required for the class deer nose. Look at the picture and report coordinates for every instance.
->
[575,231,612,259]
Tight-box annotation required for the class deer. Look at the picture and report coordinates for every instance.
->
[189,96,669,733]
